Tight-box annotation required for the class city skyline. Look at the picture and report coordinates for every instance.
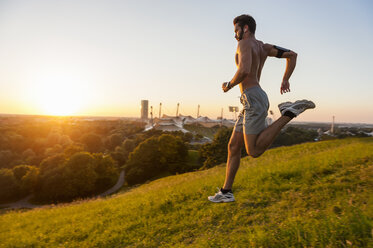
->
[1,0,373,123]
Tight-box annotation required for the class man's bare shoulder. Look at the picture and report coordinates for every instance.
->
[237,39,251,47]
[262,42,274,52]
[237,39,254,53]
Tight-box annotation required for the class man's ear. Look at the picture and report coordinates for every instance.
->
[244,25,248,33]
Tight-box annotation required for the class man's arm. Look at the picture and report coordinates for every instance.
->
[222,41,252,92]
[266,43,297,94]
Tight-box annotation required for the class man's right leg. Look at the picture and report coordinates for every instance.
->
[222,129,244,190]
[208,110,246,202]
[208,128,244,203]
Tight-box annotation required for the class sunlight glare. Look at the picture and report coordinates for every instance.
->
[34,74,87,116]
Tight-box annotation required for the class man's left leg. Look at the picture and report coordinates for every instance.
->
[244,115,292,157]
[244,99,316,158]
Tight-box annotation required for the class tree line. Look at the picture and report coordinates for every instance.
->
[0,116,320,204]
[0,118,145,203]
[0,118,198,203]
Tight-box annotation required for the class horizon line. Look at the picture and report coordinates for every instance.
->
[1,112,373,126]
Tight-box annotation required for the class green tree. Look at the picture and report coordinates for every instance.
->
[64,143,85,157]
[8,133,26,153]
[110,146,128,167]
[44,144,64,157]
[59,134,73,147]
[64,152,98,197]
[39,154,66,172]
[107,133,123,150]
[22,148,35,160]
[36,154,68,201]
[36,152,98,202]
[199,127,239,169]
[80,133,103,153]
[122,138,135,152]
[0,169,20,202]
[92,153,119,192]
[12,165,33,181]
[21,148,37,165]
[36,165,70,202]
[20,166,40,195]
[0,150,15,169]
[158,134,188,173]
[68,129,82,142]
[124,137,162,185]
[124,134,188,185]
[46,132,61,147]
[0,133,9,150]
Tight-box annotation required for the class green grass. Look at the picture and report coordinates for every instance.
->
[186,149,201,170]
[0,138,372,247]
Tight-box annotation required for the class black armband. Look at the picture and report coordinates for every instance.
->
[273,45,291,58]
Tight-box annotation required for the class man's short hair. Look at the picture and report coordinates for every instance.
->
[233,14,256,34]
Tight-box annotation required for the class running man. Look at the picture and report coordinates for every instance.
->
[208,14,315,203]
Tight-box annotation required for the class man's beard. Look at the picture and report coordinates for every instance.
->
[235,30,243,41]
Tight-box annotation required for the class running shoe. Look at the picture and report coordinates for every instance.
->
[278,101,293,113]
[280,99,315,117]
[208,187,235,203]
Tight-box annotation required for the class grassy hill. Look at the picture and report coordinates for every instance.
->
[0,138,372,247]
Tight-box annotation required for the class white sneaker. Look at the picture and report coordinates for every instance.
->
[208,187,235,203]
[280,99,315,117]
[278,101,293,114]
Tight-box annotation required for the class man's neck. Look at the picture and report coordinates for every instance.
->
[243,33,255,40]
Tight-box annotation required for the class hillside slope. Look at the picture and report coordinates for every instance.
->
[0,138,372,247]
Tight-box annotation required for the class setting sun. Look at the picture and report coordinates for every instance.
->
[33,74,87,116]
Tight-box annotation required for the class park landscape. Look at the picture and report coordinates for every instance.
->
[0,122,372,247]
[1,1,373,247]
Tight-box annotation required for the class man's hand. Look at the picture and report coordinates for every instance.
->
[280,80,290,94]
[222,82,231,92]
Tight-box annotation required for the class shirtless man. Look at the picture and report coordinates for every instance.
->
[208,14,315,203]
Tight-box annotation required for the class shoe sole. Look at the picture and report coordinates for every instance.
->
[293,99,316,109]
[207,197,235,203]
[284,99,315,116]
[279,100,315,111]
[278,101,293,112]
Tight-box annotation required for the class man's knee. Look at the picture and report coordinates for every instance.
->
[250,152,262,158]
[228,141,241,155]
[246,148,263,158]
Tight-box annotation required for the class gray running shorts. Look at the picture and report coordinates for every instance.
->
[234,85,269,135]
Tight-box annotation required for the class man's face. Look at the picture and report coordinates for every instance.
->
[234,23,244,41]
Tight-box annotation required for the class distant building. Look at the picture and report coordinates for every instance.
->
[141,100,149,120]
[153,117,188,133]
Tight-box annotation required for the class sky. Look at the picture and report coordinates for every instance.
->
[0,0,372,123]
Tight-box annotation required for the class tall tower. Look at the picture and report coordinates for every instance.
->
[176,103,180,117]
[197,104,200,118]
[159,103,162,118]
[141,100,149,120]
[331,116,335,134]
[150,106,153,125]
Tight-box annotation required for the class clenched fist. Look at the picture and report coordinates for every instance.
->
[222,82,231,92]
[280,80,290,94]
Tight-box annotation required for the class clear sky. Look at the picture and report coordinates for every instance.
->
[0,0,372,123]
